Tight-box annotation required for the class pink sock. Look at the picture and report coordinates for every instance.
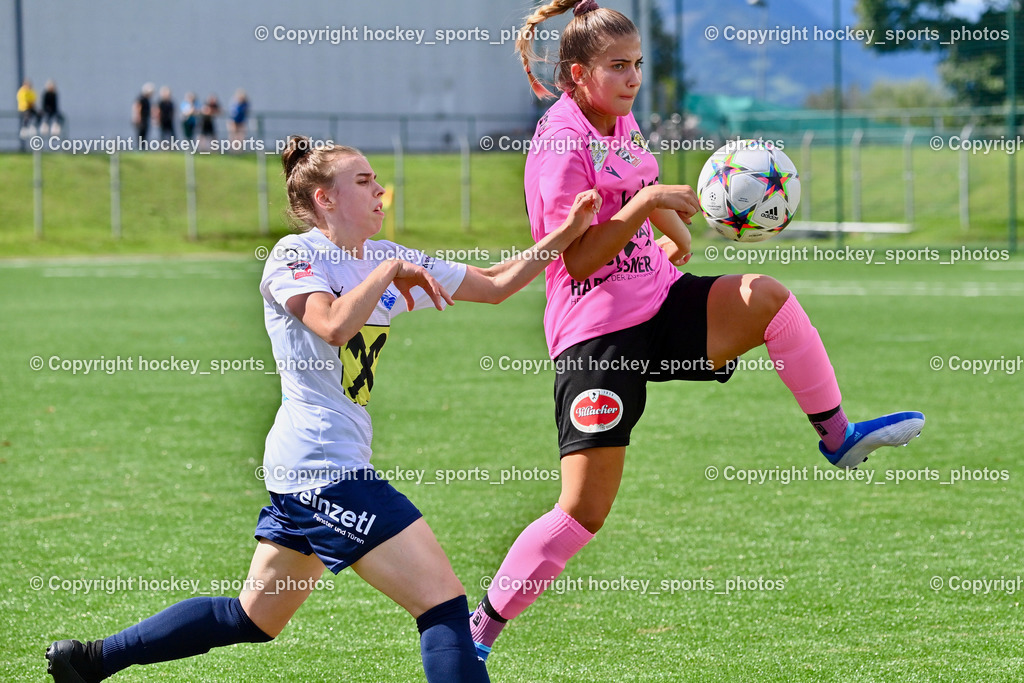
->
[470,504,594,647]
[810,406,850,452]
[764,292,843,424]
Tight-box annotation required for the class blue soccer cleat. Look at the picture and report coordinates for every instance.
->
[820,411,925,469]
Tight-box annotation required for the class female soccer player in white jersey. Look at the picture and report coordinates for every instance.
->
[45,136,600,683]
[469,0,925,660]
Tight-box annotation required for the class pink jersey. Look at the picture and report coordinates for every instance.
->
[525,93,681,358]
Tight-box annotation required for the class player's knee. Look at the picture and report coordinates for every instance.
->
[750,275,790,318]
[256,628,281,640]
[242,609,283,639]
[416,595,470,634]
[561,500,612,534]
[576,513,608,534]
[237,598,284,639]
[226,596,278,641]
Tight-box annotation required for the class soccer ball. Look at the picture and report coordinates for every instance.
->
[696,140,801,242]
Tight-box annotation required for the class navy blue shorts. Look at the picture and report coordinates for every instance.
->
[254,471,422,573]
[553,273,736,457]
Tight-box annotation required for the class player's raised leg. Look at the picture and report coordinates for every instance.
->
[706,273,924,469]
[351,518,490,683]
[470,447,620,659]
[46,540,322,682]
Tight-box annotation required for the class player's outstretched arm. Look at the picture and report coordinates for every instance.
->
[286,260,453,346]
[454,189,601,304]
[651,207,693,266]
[561,184,698,281]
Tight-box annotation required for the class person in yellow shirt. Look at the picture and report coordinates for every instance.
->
[17,79,40,137]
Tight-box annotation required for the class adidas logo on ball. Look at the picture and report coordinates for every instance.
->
[760,205,779,221]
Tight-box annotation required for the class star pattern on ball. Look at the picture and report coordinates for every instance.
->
[713,154,760,236]
[756,155,797,201]
[709,153,746,191]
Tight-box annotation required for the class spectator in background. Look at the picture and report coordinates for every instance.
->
[180,92,198,141]
[228,89,250,144]
[133,83,154,147]
[156,86,175,141]
[40,80,64,136]
[198,94,221,151]
[17,79,40,138]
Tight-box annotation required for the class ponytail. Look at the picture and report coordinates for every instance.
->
[515,0,637,99]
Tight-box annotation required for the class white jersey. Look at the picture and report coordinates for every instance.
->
[259,229,466,493]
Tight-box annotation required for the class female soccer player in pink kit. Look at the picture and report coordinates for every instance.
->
[470,0,925,660]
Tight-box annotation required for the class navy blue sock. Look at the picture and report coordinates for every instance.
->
[100,596,272,677]
[416,595,490,683]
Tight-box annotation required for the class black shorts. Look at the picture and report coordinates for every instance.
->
[553,273,735,457]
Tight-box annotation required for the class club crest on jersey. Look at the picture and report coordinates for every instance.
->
[629,129,649,152]
[537,113,550,134]
[589,139,610,172]
[380,289,398,310]
[615,146,641,167]
[570,389,623,433]
[287,260,313,280]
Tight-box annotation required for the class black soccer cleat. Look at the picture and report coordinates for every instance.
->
[46,639,104,683]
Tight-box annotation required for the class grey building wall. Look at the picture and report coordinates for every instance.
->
[1,0,640,151]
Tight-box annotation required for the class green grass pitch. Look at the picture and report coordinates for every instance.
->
[2,253,1023,681]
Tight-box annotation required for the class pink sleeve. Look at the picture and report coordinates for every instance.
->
[535,131,594,237]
